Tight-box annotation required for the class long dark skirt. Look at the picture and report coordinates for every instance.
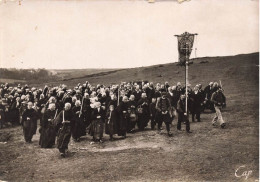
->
[83,110,92,128]
[39,124,56,148]
[105,118,118,136]
[72,118,86,140]
[23,119,37,142]
[11,109,20,125]
[56,125,71,152]
[127,111,137,132]
[90,119,104,140]
[137,113,149,131]
[118,114,127,136]
[0,112,5,128]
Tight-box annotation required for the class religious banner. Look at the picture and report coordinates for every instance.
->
[177,32,195,66]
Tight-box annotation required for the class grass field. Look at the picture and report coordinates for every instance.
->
[0,52,258,182]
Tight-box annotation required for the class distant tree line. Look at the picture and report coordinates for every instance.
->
[0,68,58,81]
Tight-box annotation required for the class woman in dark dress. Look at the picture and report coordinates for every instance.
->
[105,104,118,140]
[71,100,86,142]
[54,103,75,157]
[127,95,137,133]
[82,93,92,130]
[90,102,106,142]
[21,102,38,143]
[137,93,150,131]
[116,96,129,138]
[39,103,58,148]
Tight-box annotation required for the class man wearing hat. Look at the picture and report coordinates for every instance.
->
[156,90,172,136]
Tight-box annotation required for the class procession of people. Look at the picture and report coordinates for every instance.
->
[0,80,226,157]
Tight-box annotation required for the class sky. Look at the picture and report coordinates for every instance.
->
[0,0,259,69]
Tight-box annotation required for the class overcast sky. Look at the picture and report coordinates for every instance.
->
[0,0,258,69]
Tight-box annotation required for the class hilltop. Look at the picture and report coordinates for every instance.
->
[1,53,258,89]
[42,52,259,89]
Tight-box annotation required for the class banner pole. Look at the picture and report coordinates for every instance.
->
[117,83,120,106]
[185,45,188,115]
[174,32,198,117]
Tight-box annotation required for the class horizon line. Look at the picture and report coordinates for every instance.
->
[0,52,258,70]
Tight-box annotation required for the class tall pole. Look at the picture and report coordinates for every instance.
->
[185,45,188,115]
[117,83,120,106]
[183,45,193,115]
[194,34,198,59]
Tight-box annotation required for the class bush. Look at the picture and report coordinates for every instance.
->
[0,68,58,81]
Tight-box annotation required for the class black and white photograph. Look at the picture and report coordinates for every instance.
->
[0,0,259,181]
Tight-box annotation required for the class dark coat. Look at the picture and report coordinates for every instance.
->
[177,99,186,114]
[137,98,150,130]
[39,109,57,148]
[147,87,155,101]
[22,108,38,142]
[171,90,179,108]
[133,91,142,103]
[71,106,86,140]
[90,107,106,139]
[105,109,118,135]
[137,98,149,115]
[211,91,226,106]
[189,91,204,113]
[166,92,175,107]
[108,100,118,109]
[82,98,92,126]
[10,101,20,124]
[63,96,72,104]
[55,109,75,150]
[116,101,129,136]
[149,102,157,117]
[0,104,6,126]
[204,85,213,100]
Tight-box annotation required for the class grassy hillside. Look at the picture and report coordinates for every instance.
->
[0,52,258,182]
[3,53,258,89]
[37,52,258,89]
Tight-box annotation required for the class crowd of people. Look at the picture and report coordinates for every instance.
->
[0,80,226,157]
